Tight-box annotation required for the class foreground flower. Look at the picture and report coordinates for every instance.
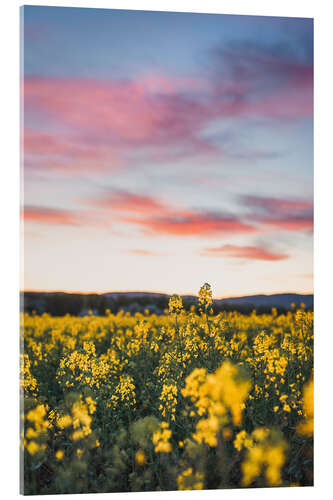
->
[152,422,172,453]
[297,378,313,437]
[198,283,213,311]
[169,294,183,314]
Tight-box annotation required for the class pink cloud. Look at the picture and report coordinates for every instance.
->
[24,129,122,172]
[127,249,167,256]
[134,72,208,95]
[123,212,255,237]
[260,217,313,231]
[24,129,108,160]
[239,66,312,118]
[23,61,312,174]
[97,191,167,214]
[24,76,212,151]
[24,191,257,237]
[92,190,255,237]
[23,206,79,226]
[201,244,289,261]
[241,195,313,231]
[22,205,107,228]
[242,195,313,213]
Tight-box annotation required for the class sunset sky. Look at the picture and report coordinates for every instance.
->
[22,6,313,298]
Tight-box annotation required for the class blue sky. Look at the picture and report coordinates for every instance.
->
[22,6,313,297]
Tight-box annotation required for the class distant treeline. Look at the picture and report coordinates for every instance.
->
[21,292,312,317]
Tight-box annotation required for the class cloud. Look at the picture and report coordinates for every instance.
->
[201,244,289,261]
[24,191,256,237]
[24,128,122,172]
[259,217,313,231]
[22,205,108,228]
[242,195,313,213]
[24,44,313,174]
[97,190,166,214]
[241,195,313,231]
[24,75,216,172]
[92,190,255,237]
[23,206,80,225]
[210,39,313,119]
[123,212,255,237]
[127,249,167,256]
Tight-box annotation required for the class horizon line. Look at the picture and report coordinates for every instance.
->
[21,288,314,300]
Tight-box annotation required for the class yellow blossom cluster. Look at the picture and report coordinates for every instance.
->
[234,427,287,486]
[57,342,110,390]
[24,404,49,456]
[182,361,251,446]
[152,422,172,453]
[20,353,38,396]
[21,283,313,494]
[135,449,147,466]
[297,378,313,437]
[108,375,136,410]
[56,396,96,442]
[198,283,213,311]
[168,294,183,314]
[159,383,178,421]
[177,468,204,490]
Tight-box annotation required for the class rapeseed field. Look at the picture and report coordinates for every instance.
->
[21,284,313,494]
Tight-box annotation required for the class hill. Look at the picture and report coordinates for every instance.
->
[21,291,313,316]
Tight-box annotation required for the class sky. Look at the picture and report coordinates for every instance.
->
[22,6,313,298]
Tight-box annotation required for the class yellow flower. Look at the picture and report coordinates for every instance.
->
[240,428,287,487]
[198,283,213,310]
[252,427,269,442]
[155,441,172,453]
[55,450,64,460]
[27,441,39,455]
[85,396,97,414]
[178,468,204,490]
[135,449,147,466]
[222,427,232,440]
[57,414,72,429]
[169,294,183,314]
[25,427,38,439]
[159,383,178,421]
[297,379,313,436]
[152,422,172,453]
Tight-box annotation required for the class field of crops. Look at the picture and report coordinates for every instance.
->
[21,284,313,494]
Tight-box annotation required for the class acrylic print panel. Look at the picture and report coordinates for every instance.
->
[21,4,313,495]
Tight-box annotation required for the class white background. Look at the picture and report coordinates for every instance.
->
[0,0,332,498]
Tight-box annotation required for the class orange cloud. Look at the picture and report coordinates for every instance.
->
[23,206,79,225]
[127,249,167,256]
[91,190,256,237]
[124,213,255,237]
[98,191,166,214]
[201,244,289,261]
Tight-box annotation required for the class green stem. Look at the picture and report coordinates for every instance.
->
[175,315,184,369]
